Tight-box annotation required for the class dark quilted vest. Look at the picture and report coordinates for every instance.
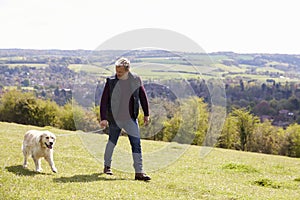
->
[106,72,141,123]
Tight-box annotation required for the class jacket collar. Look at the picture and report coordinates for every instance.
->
[114,71,134,80]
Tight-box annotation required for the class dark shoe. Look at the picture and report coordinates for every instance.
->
[103,166,113,175]
[135,173,151,181]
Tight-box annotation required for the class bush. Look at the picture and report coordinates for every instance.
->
[56,102,99,132]
[0,90,99,132]
[0,90,58,126]
[2,90,300,158]
[0,90,30,123]
[56,102,76,130]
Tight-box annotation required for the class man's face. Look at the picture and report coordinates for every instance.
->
[116,66,128,79]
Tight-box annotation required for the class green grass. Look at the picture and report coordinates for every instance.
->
[67,61,217,80]
[213,63,246,73]
[3,86,35,91]
[1,122,300,199]
[255,66,285,73]
[67,64,112,75]
[132,62,220,80]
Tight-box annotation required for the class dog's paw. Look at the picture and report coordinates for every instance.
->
[36,168,43,173]
[52,167,58,173]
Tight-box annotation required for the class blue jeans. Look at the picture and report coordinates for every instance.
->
[104,119,144,173]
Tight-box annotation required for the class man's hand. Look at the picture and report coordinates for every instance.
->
[144,116,150,126]
[100,120,108,129]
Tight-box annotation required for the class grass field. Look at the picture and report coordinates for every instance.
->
[66,59,292,83]
[68,64,110,75]
[6,63,48,68]
[68,62,211,80]
[1,122,300,199]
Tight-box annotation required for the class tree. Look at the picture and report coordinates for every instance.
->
[252,120,284,154]
[283,124,300,157]
[138,98,173,141]
[161,97,209,145]
[287,95,300,110]
[218,113,240,149]
[21,79,30,87]
[261,83,267,91]
[253,100,276,116]
[232,108,259,151]
[239,79,244,91]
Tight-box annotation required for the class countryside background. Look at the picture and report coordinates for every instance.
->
[1,48,300,199]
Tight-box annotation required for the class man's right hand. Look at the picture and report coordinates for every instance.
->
[100,120,108,129]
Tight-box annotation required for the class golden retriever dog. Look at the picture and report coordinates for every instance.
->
[22,130,57,173]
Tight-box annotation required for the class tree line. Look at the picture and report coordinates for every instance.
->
[0,90,300,158]
[0,90,99,131]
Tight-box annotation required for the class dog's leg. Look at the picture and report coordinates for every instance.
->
[33,156,43,172]
[22,146,29,168]
[45,152,57,173]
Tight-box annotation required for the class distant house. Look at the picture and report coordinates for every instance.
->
[272,109,295,128]
[279,109,294,118]
[279,109,289,115]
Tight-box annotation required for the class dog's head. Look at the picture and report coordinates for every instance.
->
[39,131,56,149]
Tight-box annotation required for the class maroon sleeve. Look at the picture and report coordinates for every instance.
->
[139,82,150,117]
[100,80,109,120]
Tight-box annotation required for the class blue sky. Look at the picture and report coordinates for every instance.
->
[0,0,299,54]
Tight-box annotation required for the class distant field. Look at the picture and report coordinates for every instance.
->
[67,62,213,80]
[131,62,208,79]
[140,55,216,66]
[1,122,300,199]
[68,64,108,74]
[66,61,295,83]
[3,86,35,91]
[0,56,25,61]
[2,52,300,84]
[6,63,48,68]
[214,63,246,73]
[255,66,285,73]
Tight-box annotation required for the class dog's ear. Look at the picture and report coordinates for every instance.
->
[52,133,56,141]
[37,133,45,145]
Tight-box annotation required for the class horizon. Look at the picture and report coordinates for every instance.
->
[1,48,300,55]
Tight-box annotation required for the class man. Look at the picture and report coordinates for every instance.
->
[99,57,151,181]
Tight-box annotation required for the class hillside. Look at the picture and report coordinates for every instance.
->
[1,122,300,199]
[1,49,300,82]
[2,49,300,127]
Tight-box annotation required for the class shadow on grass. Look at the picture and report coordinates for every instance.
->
[5,165,45,176]
[53,173,127,183]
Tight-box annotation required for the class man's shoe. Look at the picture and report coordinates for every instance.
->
[103,166,113,175]
[135,173,151,181]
